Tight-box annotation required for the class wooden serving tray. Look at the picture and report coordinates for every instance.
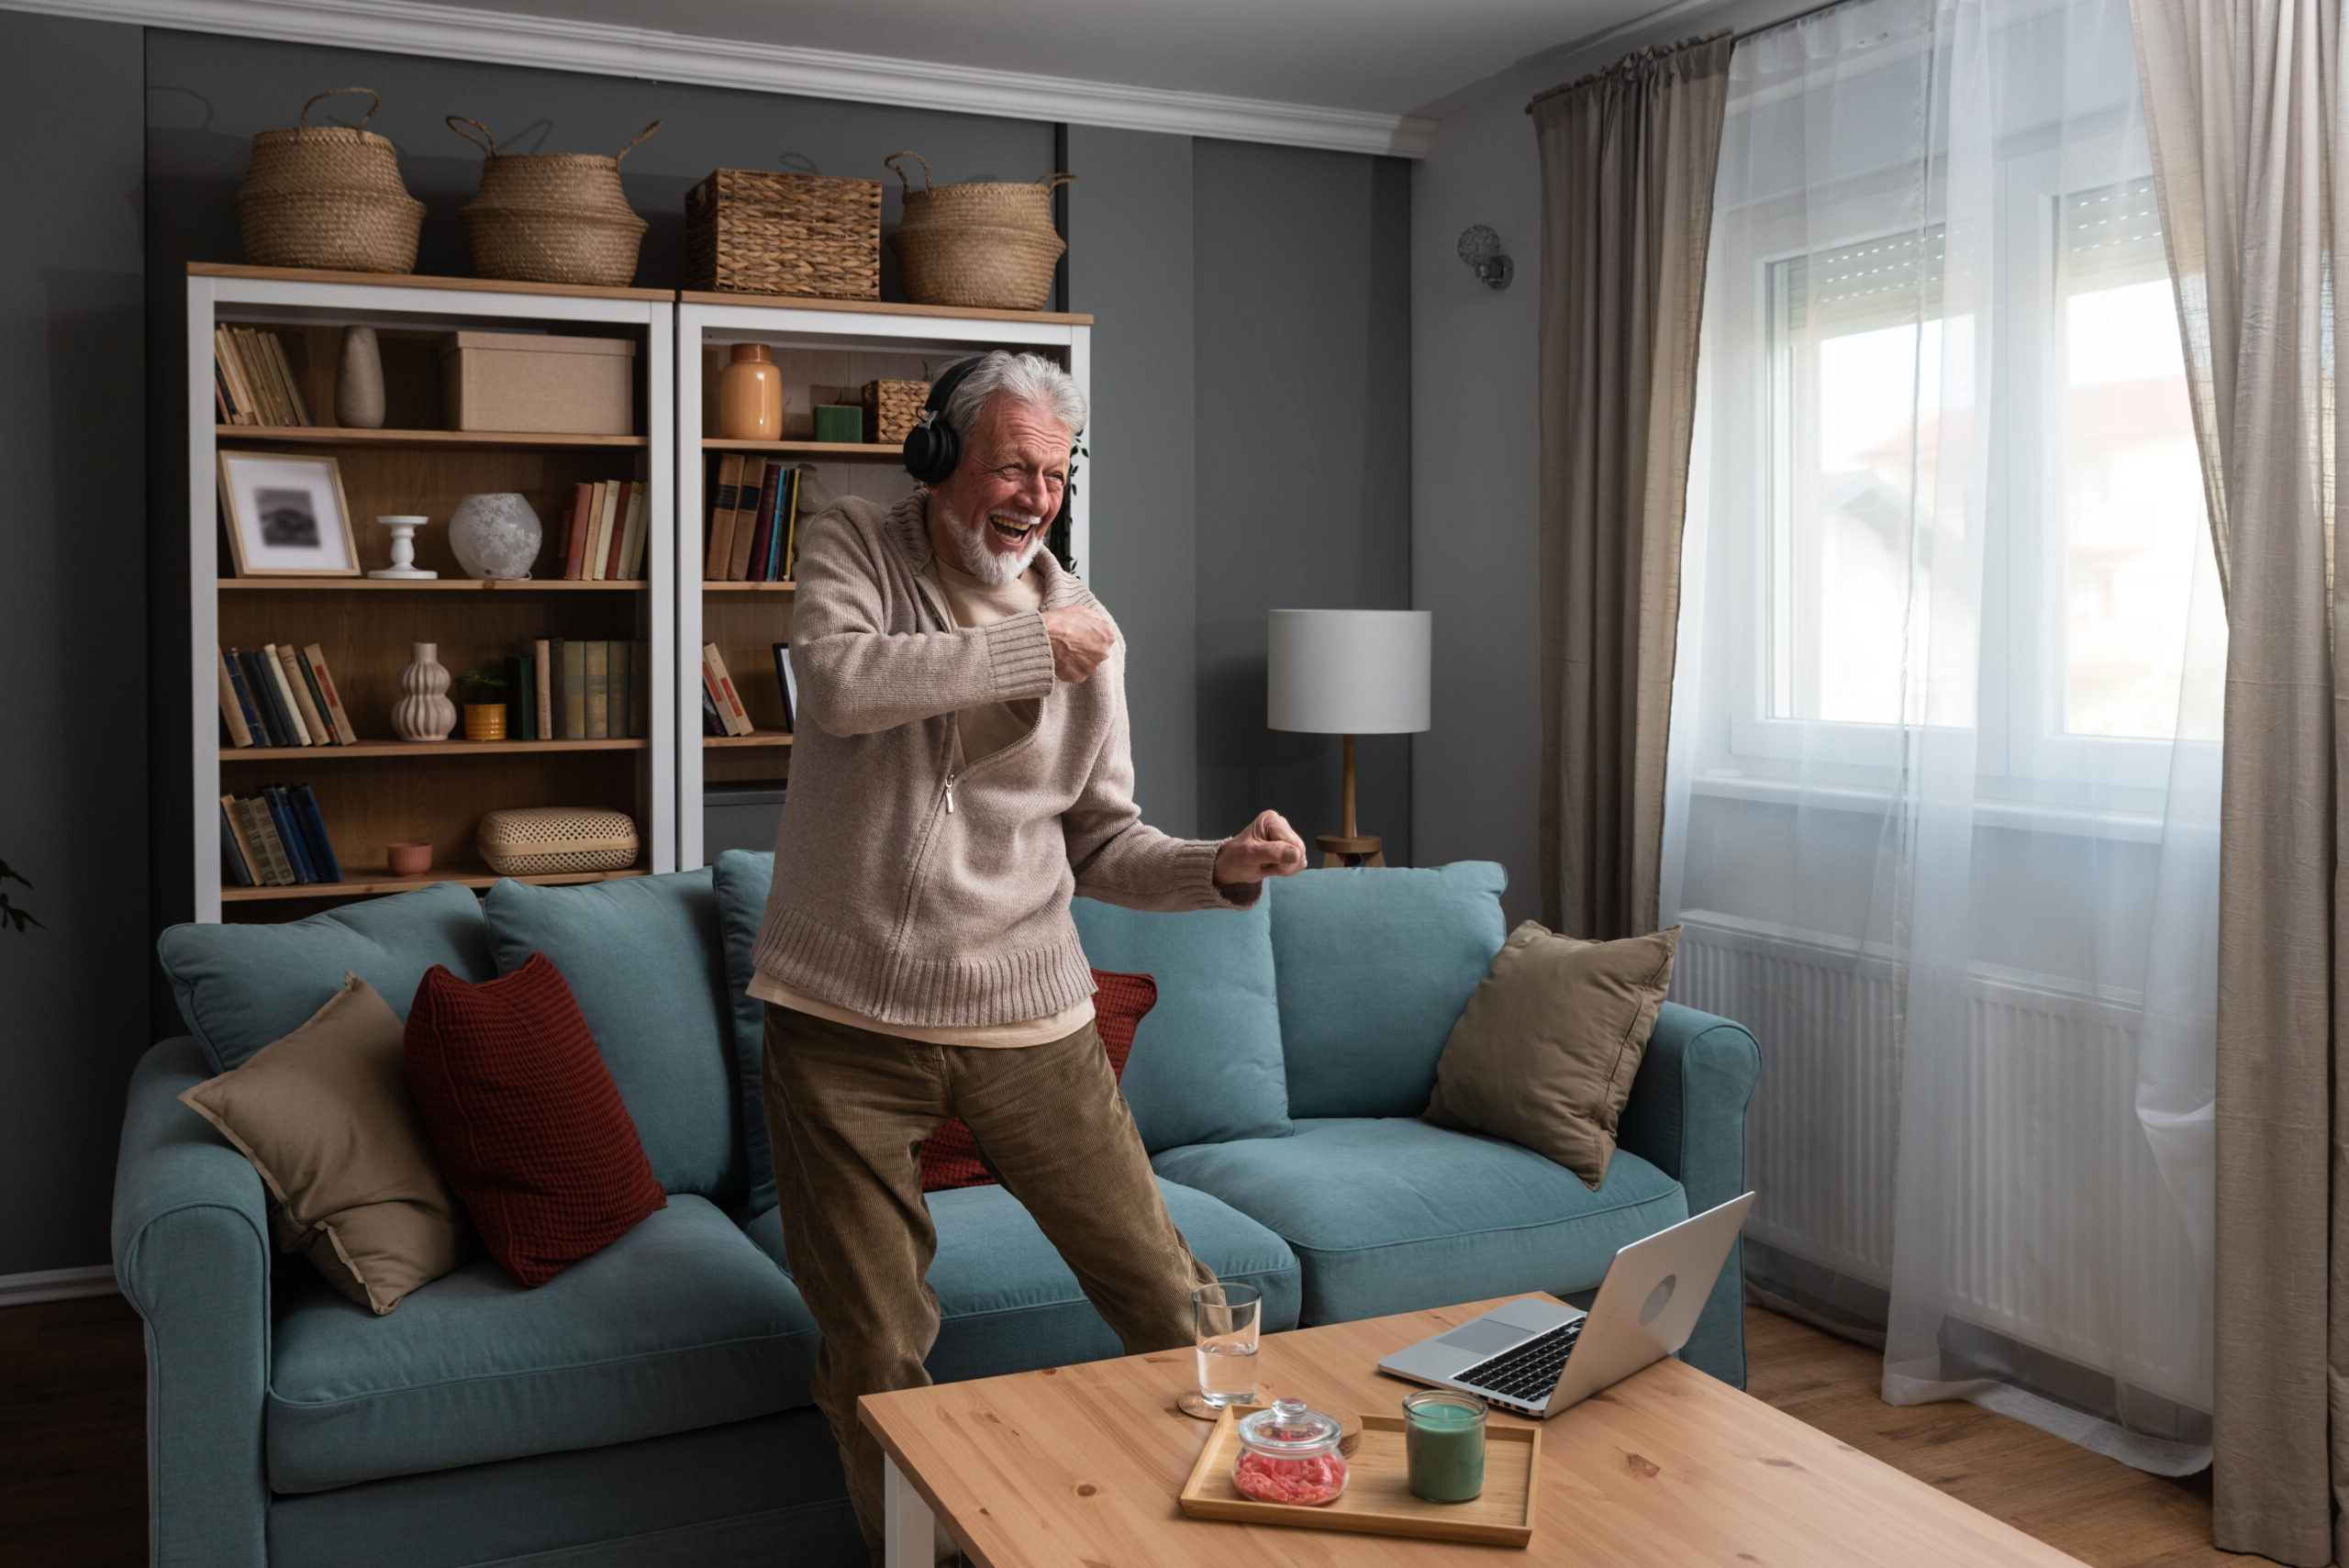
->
[1177,1404,1539,1548]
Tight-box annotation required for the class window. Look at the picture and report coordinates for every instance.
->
[1753,177,2207,771]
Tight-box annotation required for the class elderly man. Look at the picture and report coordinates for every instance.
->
[748,350,1306,1552]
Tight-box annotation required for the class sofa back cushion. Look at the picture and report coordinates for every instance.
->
[158,880,495,1073]
[482,873,741,1201]
[711,851,779,1214]
[1268,862,1509,1118]
[1070,898,1291,1151]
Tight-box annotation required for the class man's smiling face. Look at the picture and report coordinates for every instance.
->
[927,393,1072,585]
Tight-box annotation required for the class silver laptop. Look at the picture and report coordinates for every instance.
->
[1377,1192,1756,1418]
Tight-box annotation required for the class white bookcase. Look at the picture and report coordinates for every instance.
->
[673,292,1092,870]
[186,264,677,922]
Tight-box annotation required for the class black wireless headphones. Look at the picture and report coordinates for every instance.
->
[902,357,987,484]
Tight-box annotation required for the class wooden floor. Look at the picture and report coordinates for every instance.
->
[0,1295,2243,1567]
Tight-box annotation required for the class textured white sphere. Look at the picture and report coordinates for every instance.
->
[449,492,542,580]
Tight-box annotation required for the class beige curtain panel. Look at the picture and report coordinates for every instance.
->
[1531,31,1733,941]
[2132,0,2348,1561]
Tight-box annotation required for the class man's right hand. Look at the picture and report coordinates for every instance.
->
[1041,605,1116,684]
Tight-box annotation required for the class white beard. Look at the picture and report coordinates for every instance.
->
[939,497,1045,585]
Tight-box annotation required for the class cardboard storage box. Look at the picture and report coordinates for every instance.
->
[439,331,637,435]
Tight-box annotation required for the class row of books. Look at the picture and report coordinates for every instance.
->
[557,481,651,581]
[215,327,311,428]
[507,639,651,740]
[703,456,811,583]
[219,785,342,887]
[701,641,796,737]
[219,643,357,749]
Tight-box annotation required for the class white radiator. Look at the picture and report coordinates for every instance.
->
[1673,912,2211,1407]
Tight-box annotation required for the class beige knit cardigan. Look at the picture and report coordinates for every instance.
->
[750,487,1251,1028]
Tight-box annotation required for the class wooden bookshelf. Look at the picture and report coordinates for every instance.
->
[220,577,645,591]
[217,426,649,449]
[222,738,649,761]
[674,295,1088,850]
[191,265,675,923]
[223,865,651,902]
[701,439,905,457]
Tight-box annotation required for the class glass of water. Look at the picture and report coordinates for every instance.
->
[1188,1282,1264,1416]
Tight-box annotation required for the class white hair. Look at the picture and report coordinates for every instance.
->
[941,350,1086,451]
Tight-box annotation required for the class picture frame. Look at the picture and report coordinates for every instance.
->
[217,450,359,576]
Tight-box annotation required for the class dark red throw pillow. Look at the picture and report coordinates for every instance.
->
[403,953,665,1286]
[918,969,1158,1193]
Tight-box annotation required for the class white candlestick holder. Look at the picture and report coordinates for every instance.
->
[369,515,437,580]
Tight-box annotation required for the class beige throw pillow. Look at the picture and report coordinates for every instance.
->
[178,973,471,1313]
[1422,921,1681,1190]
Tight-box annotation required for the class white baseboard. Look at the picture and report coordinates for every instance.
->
[0,1264,119,1307]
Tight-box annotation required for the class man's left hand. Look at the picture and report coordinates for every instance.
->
[1215,810,1308,887]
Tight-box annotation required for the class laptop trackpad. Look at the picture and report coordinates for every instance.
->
[1435,1318,1531,1356]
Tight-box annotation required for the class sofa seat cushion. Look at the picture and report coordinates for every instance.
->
[267,1195,818,1494]
[1149,1118,1688,1327]
[740,1177,1301,1385]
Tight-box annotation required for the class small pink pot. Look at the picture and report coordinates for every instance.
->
[386,842,433,876]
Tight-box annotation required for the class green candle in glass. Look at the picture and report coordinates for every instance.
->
[1402,1389,1486,1502]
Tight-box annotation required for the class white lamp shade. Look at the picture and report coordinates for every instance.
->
[1266,609,1431,735]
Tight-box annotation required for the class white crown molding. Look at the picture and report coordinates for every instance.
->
[6,0,1436,158]
[0,1264,118,1307]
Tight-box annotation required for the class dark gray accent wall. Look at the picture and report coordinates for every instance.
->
[0,11,149,1276]
[1066,127,1198,837]
[1193,140,1412,853]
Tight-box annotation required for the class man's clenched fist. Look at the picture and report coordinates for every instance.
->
[1042,605,1116,684]
[1214,809,1308,887]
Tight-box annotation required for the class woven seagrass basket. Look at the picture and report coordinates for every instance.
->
[884,151,1072,311]
[863,378,930,444]
[448,117,658,287]
[235,88,425,274]
[686,168,883,299]
[477,806,640,876]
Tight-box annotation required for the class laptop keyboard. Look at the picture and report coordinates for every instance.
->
[1457,1318,1584,1408]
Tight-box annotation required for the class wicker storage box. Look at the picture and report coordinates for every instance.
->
[687,168,884,299]
[439,331,636,435]
[885,151,1071,311]
[863,379,930,444]
[236,88,425,274]
[477,806,640,875]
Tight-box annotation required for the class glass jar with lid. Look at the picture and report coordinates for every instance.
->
[1230,1398,1349,1506]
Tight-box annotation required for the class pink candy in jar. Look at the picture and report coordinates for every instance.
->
[1231,1399,1349,1506]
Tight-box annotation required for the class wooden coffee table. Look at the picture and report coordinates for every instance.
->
[861,1294,2090,1567]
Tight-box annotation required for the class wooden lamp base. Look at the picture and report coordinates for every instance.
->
[1320,733,1387,868]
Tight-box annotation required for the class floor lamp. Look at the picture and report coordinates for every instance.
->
[1267,609,1431,868]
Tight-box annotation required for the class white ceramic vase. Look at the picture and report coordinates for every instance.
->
[449,492,542,580]
[393,641,457,741]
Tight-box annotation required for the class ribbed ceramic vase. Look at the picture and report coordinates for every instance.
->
[393,642,457,741]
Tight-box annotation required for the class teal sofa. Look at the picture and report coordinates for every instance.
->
[116,860,1759,1567]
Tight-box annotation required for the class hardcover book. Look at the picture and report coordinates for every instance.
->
[291,784,342,883]
[217,650,253,748]
[729,460,769,581]
[302,644,357,746]
[706,453,745,581]
[535,639,553,740]
[584,639,611,740]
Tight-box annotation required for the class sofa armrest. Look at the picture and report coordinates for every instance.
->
[1618,1001,1761,1387]
[112,1037,271,1568]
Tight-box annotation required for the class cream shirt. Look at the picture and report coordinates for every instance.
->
[749,552,1094,1049]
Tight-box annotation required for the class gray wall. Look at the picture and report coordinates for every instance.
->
[1066,127,1199,837]
[0,11,149,1276]
[1406,71,1548,924]
[1193,140,1414,854]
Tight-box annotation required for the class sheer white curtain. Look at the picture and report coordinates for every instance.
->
[1660,0,2221,1469]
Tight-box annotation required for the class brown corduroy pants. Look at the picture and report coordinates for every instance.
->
[760,1003,1213,1555]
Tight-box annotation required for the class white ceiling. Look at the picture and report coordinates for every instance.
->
[431,0,1653,117]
